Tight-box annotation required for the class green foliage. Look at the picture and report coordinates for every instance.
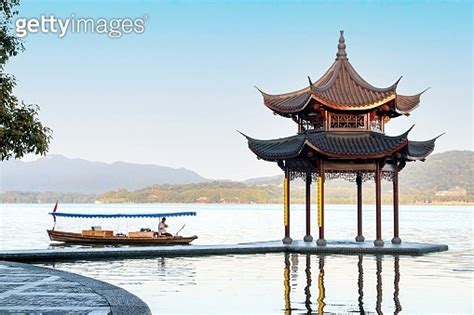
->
[1,0,23,67]
[1,0,52,161]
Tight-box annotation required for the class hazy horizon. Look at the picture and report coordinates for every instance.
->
[5,0,473,180]
[5,149,472,185]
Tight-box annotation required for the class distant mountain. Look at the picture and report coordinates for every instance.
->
[0,155,208,193]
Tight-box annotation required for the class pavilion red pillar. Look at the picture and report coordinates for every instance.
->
[283,168,293,244]
[374,161,384,246]
[355,174,365,242]
[317,161,327,246]
[392,169,401,244]
[304,172,313,242]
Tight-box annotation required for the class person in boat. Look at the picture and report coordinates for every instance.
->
[158,217,172,237]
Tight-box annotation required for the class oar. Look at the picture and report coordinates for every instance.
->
[175,224,186,236]
[164,224,186,246]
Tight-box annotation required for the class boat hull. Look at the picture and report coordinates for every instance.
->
[47,230,197,246]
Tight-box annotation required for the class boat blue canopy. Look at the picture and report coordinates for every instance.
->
[49,211,197,219]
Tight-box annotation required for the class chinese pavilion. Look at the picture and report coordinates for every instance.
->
[242,31,440,246]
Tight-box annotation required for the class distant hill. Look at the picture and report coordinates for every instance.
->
[1,151,472,204]
[96,150,474,205]
[0,155,208,193]
[243,175,281,186]
[399,150,473,192]
[97,181,281,204]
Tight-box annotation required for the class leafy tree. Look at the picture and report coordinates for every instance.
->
[1,0,51,160]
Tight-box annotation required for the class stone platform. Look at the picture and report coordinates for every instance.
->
[0,240,448,262]
[0,261,151,314]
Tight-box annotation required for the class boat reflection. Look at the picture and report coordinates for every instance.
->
[44,256,197,289]
[283,254,402,314]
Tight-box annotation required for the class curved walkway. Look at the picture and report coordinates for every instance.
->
[0,261,151,314]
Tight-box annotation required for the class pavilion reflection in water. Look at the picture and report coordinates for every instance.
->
[283,254,401,314]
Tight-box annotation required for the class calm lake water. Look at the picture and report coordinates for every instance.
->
[0,203,473,313]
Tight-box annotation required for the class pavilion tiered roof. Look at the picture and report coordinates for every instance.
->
[242,127,437,162]
[258,31,426,116]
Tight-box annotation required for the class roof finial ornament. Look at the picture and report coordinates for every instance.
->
[336,30,347,60]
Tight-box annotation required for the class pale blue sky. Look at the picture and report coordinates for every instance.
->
[6,0,473,180]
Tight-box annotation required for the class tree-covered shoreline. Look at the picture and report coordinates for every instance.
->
[2,150,472,205]
[2,181,472,205]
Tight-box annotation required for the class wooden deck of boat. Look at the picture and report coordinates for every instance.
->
[47,230,197,245]
[0,240,448,262]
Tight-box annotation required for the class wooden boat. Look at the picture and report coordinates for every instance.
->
[47,229,197,246]
[47,203,198,246]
